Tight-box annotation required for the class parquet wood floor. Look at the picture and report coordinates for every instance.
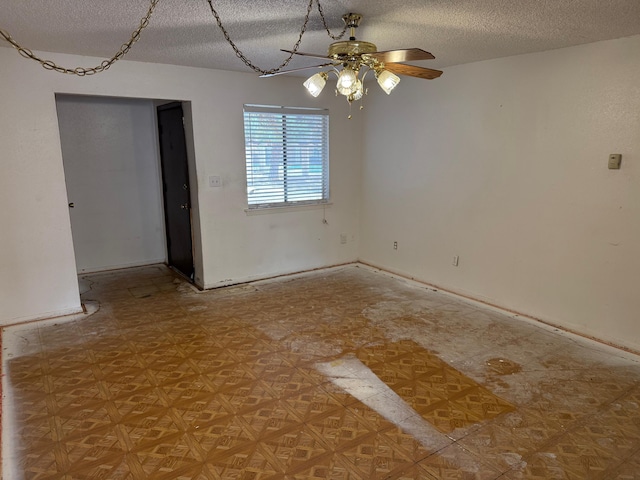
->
[3,264,640,479]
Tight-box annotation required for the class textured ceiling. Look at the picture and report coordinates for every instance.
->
[2,0,640,75]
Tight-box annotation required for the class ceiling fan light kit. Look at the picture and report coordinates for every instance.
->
[281,12,442,115]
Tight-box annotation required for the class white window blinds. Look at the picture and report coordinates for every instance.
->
[243,105,329,208]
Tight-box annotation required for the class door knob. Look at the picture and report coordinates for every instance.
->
[180,203,189,209]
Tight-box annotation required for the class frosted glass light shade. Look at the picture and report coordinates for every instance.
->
[377,70,400,94]
[336,67,357,95]
[351,80,364,101]
[303,72,328,97]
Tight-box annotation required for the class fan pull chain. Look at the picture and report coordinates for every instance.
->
[0,0,346,77]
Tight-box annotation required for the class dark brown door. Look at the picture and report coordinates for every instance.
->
[157,102,194,280]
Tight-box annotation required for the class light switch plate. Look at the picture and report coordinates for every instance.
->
[608,154,622,170]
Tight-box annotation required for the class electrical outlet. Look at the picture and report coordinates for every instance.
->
[452,255,459,266]
[208,175,222,187]
[393,241,398,250]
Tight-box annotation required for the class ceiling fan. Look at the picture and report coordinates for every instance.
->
[261,13,443,106]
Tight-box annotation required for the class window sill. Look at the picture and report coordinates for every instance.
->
[244,202,332,216]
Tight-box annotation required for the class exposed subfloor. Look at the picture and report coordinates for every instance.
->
[3,264,640,479]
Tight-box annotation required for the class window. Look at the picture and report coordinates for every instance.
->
[243,105,329,209]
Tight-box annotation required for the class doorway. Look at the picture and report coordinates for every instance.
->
[57,95,199,284]
[57,95,167,273]
[157,102,195,280]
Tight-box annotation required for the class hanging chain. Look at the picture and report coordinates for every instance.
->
[0,0,346,76]
[316,1,348,40]
[0,0,159,76]
[204,0,315,75]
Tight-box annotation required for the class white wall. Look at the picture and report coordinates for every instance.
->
[56,95,166,273]
[360,35,640,351]
[7,34,636,352]
[0,48,361,324]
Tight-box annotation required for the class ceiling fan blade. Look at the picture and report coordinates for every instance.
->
[281,49,331,60]
[384,63,443,80]
[366,48,435,63]
[259,63,334,78]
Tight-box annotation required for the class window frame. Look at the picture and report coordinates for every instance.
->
[243,104,330,210]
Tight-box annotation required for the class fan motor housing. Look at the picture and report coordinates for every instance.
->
[328,40,377,59]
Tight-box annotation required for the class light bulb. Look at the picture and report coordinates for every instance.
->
[303,72,328,97]
[376,70,400,95]
[336,67,357,96]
